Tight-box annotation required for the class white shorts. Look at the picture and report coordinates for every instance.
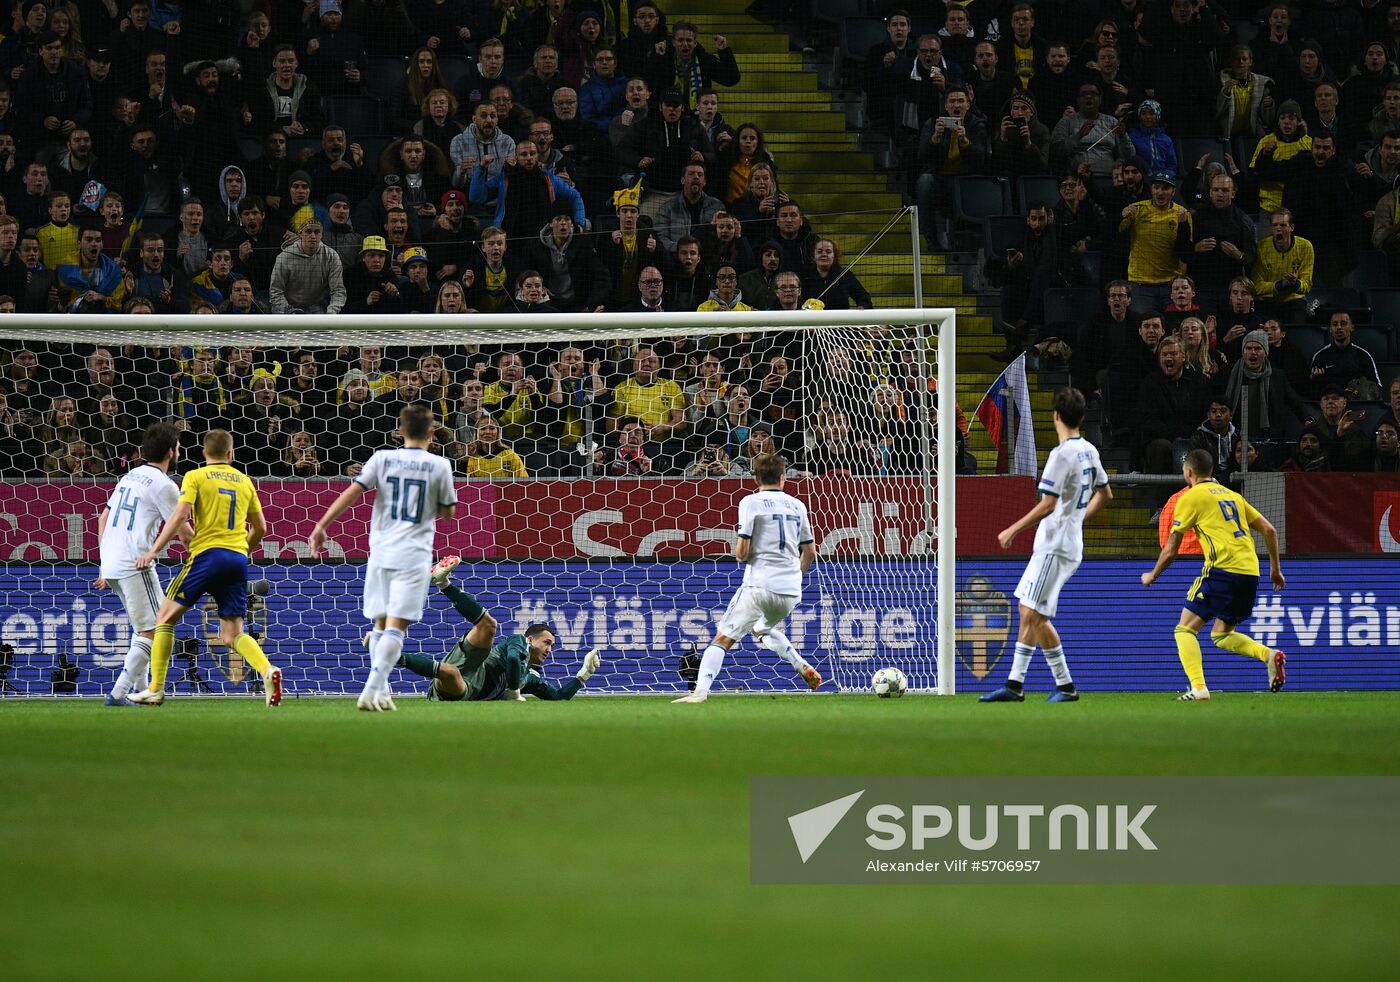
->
[1014,552,1080,618]
[109,568,163,633]
[717,586,799,639]
[362,562,430,623]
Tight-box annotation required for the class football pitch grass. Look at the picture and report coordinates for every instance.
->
[3,692,1398,981]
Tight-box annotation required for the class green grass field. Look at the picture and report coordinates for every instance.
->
[4,693,1399,981]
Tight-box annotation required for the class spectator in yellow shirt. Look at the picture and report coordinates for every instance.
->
[1250,209,1313,317]
[610,346,687,472]
[37,190,79,270]
[1119,172,1189,314]
[1249,102,1310,214]
[481,351,542,450]
[465,417,528,478]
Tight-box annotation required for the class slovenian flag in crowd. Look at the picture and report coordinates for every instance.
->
[975,353,1037,476]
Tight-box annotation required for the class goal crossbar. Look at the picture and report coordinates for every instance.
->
[0,308,952,346]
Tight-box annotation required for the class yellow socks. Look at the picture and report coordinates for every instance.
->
[1174,625,1206,691]
[232,633,273,678]
[147,623,175,693]
[1211,631,1271,662]
[145,628,273,694]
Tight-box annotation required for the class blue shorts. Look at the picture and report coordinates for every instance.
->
[167,548,249,617]
[1185,569,1259,627]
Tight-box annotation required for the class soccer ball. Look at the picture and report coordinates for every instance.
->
[871,668,908,699]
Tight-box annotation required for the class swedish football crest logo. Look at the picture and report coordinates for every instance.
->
[955,575,1012,679]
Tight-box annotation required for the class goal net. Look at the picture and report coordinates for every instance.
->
[0,309,955,698]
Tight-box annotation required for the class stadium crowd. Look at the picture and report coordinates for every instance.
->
[0,1,1394,479]
[860,0,1400,471]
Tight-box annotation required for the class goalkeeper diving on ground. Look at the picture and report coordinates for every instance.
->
[387,555,602,703]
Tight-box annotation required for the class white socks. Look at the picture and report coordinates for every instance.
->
[111,635,152,700]
[694,634,806,697]
[367,628,404,697]
[1008,643,1073,687]
[693,643,727,697]
[759,629,805,671]
[1008,643,1034,685]
[1043,645,1073,686]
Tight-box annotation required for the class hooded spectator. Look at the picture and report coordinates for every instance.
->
[989,91,1050,180]
[1127,99,1177,176]
[250,44,325,138]
[526,202,610,312]
[323,193,363,267]
[450,101,517,192]
[305,0,368,97]
[1250,100,1311,215]
[269,217,346,314]
[1280,422,1329,471]
[208,165,248,242]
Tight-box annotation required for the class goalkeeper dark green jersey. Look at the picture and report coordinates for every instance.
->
[428,585,583,702]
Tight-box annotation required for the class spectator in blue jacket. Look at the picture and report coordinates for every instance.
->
[469,139,585,240]
[580,46,628,133]
[1127,99,1178,177]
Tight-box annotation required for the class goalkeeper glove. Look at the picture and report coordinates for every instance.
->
[577,648,601,682]
[505,688,526,701]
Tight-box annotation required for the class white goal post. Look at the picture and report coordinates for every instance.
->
[0,308,957,696]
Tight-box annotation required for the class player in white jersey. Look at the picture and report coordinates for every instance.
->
[674,453,822,703]
[982,388,1112,703]
[93,424,189,705]
[311,404,458,711]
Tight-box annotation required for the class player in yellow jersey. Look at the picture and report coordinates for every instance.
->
[128,430,283,706]
[1141,448,1286,701]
